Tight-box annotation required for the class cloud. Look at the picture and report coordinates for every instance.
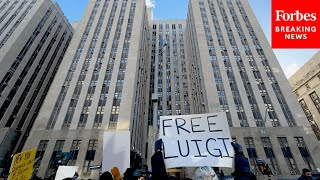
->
[284,63,299,78]
[146,0,155,8]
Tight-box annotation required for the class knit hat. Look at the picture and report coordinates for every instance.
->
[194,166,218,180]
[154,139,163,152]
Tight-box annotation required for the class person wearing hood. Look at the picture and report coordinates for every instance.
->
[151,139,168,180]
[231,142,256,180]
[193,166,219,180]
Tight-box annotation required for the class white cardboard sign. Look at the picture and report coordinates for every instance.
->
[102,131,131,174]
[159,112,234,169]
[55,166,78,180]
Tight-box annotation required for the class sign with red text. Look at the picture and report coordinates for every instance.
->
[272,0,320,48]
[159,113,234,169]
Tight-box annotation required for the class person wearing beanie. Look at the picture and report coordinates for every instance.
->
[151,139,168,180]
[231,142,256,180]
[193,166,219,180]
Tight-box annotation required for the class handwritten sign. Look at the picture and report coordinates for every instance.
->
[159,112,234,169]
[9,148,36,180]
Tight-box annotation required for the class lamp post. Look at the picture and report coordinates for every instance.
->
[259,108,268,136]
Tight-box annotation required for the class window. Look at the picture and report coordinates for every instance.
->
[83,140,98,174]
[278,137,299,174]
[305,83,311,90]
[69,140,81,165]
[244,137,259,173]
[309,91,320,113]
[46,140,65,176]
[294,137,316,171]
[299,99,320,140]
[261,138,281,175]
[34,140,49,174]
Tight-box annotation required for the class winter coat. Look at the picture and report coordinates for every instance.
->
[151,151,168,180]
[232,153,256,180]
[298,175,312,180]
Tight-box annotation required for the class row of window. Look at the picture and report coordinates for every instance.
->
[108,0,136,129]
[0,0,37,49]
[7,21,63,129]
[47,0,102,130]
[92,0,119,129]
[0,0,11,12]
[131,12,150,152]
[233,136,316,175]
[0,6,53,96]
[77,0,112,129]
[233,0,295,126]
[0,11,58,124]
[198,0,282,127]
[299,91,320,140]
[186,6,207,115]
[36,136,315,177]
[62,0,112,130]
[153,23,183,30]
[208,0,249,127]
[154,23,191,117]
[36,139,98,176]
[199,0,233,126]
[0,0,19,27]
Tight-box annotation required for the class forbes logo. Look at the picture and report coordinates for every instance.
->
[275,10,317,21]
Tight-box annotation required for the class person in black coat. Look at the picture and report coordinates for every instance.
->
[151,139,168,180]
[231,142,256,180]
[99,171,113,180]
[298,168,312,180]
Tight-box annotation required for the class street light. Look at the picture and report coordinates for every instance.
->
[259,108,268,136]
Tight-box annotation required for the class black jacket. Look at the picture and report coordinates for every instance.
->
[232,153,256,180]
[151,151,168,180]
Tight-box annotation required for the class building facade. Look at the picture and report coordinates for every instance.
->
[22,0,320,179]
[23,0,150,178]
[184,0,320,178]
[289,51,320,140]
[0,0,73,175]
[147,20,191,169]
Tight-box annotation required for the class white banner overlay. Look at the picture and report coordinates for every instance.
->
[159,112,234,169]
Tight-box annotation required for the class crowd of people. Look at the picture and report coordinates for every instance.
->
[63,140,315,180]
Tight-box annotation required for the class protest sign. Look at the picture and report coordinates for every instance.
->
[102,131,130,174]
[54,166,78,180]
[8,148,36,180]
[159,112,234,169]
